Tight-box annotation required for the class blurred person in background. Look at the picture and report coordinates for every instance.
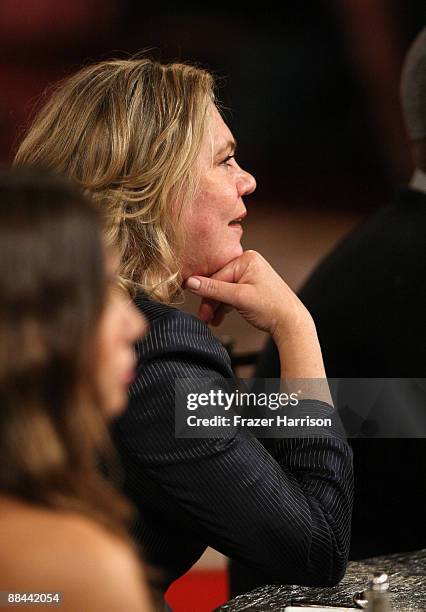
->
[250,25,426,582]
[14,58,353,595]
[0,168,152,611]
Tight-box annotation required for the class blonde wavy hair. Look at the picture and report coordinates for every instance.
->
[14,58,215,303]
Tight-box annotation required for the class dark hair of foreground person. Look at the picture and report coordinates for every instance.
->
[0,167,151,611]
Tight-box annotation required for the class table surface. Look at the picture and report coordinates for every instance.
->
[216,549,426,611]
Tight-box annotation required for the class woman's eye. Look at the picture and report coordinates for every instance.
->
[221,155,235,167]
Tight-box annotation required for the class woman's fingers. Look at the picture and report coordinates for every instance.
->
[198,297,218,323]
[187,255,252,324]
[185,275,244,308]
[185,249,310,337]
[197,297,233,325]
[185,251,263,325]
[211,303,233,326]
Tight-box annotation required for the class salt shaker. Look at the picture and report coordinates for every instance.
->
[366,571,391,611]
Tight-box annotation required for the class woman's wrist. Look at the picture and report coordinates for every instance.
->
[272,309,328,381]
[271,304,316,347]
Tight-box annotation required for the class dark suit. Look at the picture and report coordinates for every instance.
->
[255,187,426,561]
[112,295,353,593]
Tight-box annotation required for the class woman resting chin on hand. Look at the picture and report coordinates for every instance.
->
[186,249,333,405]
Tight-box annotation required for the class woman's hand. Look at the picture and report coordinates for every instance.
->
[185,250,330,389]
[185,250,311,343]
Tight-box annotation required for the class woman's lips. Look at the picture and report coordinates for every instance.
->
[228,222,243,232]
[228,212,247,230]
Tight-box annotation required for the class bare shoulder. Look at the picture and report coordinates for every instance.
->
[0,497,132,564]
[0,497,152,611]
[57,515,152,610]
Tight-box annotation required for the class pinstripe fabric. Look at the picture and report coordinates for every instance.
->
[112,294,353,592]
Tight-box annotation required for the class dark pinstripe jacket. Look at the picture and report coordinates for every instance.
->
[112,294,353,592]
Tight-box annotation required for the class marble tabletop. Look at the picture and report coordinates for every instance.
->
[216,549,426,611]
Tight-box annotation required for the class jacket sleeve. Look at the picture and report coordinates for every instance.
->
[114,309,353,586]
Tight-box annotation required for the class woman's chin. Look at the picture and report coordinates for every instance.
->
[227,242,244,261]
[182,245,243,280]
[211,245,243,274]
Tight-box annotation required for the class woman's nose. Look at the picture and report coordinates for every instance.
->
[237,168,257,197]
